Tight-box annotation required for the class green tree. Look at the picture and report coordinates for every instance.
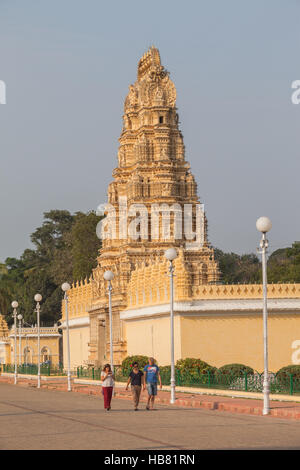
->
[268,242,300,283]
[1,211,75,325]
[0,263,7,277]
[0,210,102,326]
[71,211,101,280]
[0,264,9,315]
[214,249,261,284]
[0,259,25,321]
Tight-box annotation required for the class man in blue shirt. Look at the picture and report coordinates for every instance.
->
[143,357,162,410]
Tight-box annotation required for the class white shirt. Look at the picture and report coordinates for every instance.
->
[101,371,114,387]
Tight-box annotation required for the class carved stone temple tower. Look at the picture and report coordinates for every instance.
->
[88,47,219,366]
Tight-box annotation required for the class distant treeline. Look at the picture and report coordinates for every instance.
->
[0,210,299,326]
[0,210,102,326]
[215,242,300,284]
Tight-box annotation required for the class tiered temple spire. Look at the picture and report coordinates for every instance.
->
[88,47,220,365]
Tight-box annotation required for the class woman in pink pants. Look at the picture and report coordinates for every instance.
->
[101,364,114,411]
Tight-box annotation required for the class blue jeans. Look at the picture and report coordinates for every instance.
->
[146,382,158,396]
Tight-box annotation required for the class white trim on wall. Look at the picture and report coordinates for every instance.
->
[121,298,300,320]
[60,316,90,329]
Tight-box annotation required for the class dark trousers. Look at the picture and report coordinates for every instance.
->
[131,385,141,408]
[102,386,113,409]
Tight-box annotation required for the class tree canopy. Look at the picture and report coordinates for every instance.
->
[0,210,102,326]
[214,249,261,284]
[267,242,300,283]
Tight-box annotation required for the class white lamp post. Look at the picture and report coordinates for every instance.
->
[11,301,18,384]
[62,282,71,391]
[17,314,23,366]
[34,294,42,389]
[256,216,272,416]
[164,248,178,404]
[104,270,114,374]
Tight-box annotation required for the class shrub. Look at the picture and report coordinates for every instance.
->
[159,365,171,385]
[159,365,171,374]
[121,355,149,376]
[276,365,300,380]
[217,363,254,377]
[175,358,217,375]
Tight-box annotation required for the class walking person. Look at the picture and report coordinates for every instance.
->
[144,357,162,410]
[101,364,114,411]
[125,361,145,411]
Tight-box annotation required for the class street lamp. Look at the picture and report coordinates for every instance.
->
[164,248,178,404]
[256,216,272,416]
[11,301,18,384]
[17,314,23,366]
[104,270,114,374]
[34,293,42,389]
[62,282,71,391]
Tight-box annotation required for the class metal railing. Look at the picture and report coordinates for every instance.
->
[1,363,66,376]
[159,369,300,396]
[76,365,127,382]
[75,365,300,396]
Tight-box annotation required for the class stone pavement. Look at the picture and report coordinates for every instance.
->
[1,380,300,450]
[1,375,300,421]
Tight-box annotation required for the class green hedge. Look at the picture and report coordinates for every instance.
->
[121,355,149,376]
[120,357,300,383]
[159,365,171,384]
[217,363,254,377]
[176,358,217,375]
[276,365,300,380]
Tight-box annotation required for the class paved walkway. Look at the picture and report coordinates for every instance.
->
[1,381,300,450]
[1,375,300,421]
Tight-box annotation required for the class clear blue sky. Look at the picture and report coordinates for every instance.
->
[0,0,300,261]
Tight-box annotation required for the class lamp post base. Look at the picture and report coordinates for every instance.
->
[170,378,176,404]
[67,373,72,392]
[263,379,270,415]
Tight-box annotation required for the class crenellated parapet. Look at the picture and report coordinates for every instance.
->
[127,250,193,307]
[61,277,93,320]
[192,282,300,300]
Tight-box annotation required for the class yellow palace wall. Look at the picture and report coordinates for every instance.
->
[124,315,182,365]
[121,313,300,371]
[0,341,10,364]
[9,330,61,365]
[0,317,61,366]
[62,324,90,370]
[62,277,300,371]
[121,279,300,371]
[60,279,93,369]
[180,314,300,372]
